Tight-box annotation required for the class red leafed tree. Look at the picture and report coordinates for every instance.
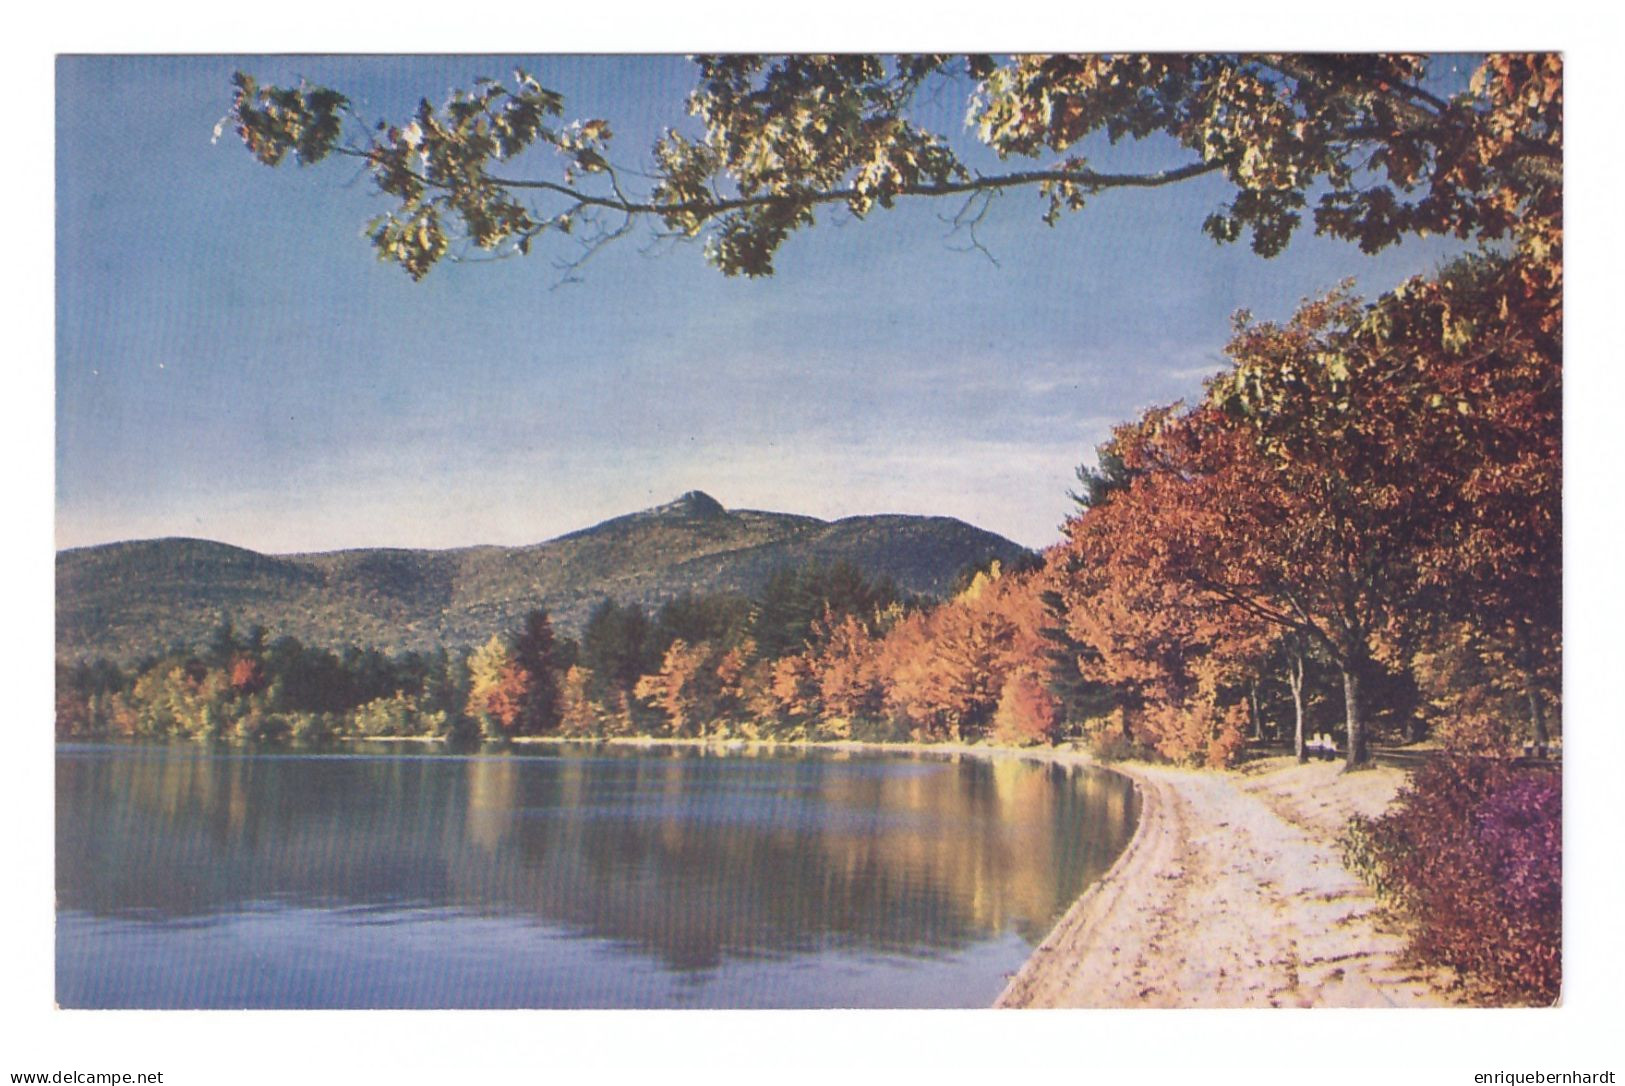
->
[1200,295,1419,767]
[466,646,531,736]
[465,610,566,736]
[1208,263,1558,764]
[1354,257,1561,747]
[487,662,534,734]
[1054,255,1559,768]
[1048,415,1271,766]
[229,655,267,695]
[990,669,1062,747]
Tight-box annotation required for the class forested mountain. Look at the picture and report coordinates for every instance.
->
[56,491,1030,663]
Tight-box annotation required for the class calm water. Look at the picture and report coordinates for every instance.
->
[56,742,1138,1008]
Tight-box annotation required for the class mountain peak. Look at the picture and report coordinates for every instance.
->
[59,495,1033,663]
[649,490,727,519]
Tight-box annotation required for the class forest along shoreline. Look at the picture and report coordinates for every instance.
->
[995,753,1456,1009]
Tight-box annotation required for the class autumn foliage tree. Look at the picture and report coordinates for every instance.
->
[1049,248,1558,768]
[635,638,738,738]
[758,651,821,734]
[1218,256,1557,761]
[810,612,888,725]
[465,609,565,736]
[989,669,1062,747]
[229,655,268,696]
[881,564,1050,742]
[465,635,520,735]
[1201,292,1442,768]
[1047,419,1270,767]
[1359,257,1562,748]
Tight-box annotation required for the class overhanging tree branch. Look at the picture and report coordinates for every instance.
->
[228,53,1561,281]
[341,143,1224,223]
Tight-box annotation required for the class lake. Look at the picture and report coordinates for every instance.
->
[56,742,1138,1008]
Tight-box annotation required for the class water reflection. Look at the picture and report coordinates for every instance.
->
[57,743,1137,1007]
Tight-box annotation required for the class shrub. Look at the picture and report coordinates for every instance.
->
[234,706,292,743]
[290,711,338,746]
[846,715,911,744]
[1201,705,1249,769]
[353,692,434,736]
[1136,701,1248,768]
[812,715,853,742]
[1340,755,1560,1004]
[1077,709,1154,762]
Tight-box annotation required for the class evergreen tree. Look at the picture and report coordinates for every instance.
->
[511,609,564,735]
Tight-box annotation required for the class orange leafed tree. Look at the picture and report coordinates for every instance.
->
[811,612,887,723]
[1049,415,1271,766]
[635,638,713,738]
[990,668,1062,747]
[635,636,759,738]
[879,564,1051,742]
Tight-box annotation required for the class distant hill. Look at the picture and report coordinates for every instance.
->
[56,491,1032,663]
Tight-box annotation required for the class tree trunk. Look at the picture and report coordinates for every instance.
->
[1247,679,1263,741]
[1288,652,1308,764]
[1341,658,1370,769]
[1525,686,1548,749]
[1407,712,1428,745]
[1515,622,1550,748]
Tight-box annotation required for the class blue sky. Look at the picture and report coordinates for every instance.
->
[56,54,1480,553]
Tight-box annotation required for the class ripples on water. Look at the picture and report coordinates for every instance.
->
[56,742,1137,1008]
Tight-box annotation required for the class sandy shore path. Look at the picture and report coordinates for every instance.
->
[998,758,1453,1008]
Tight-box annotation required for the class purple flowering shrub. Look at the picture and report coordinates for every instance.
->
[1341,755,1560,1004]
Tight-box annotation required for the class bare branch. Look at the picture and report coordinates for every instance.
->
[548,208,638,289]
[942,189,1001,268]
